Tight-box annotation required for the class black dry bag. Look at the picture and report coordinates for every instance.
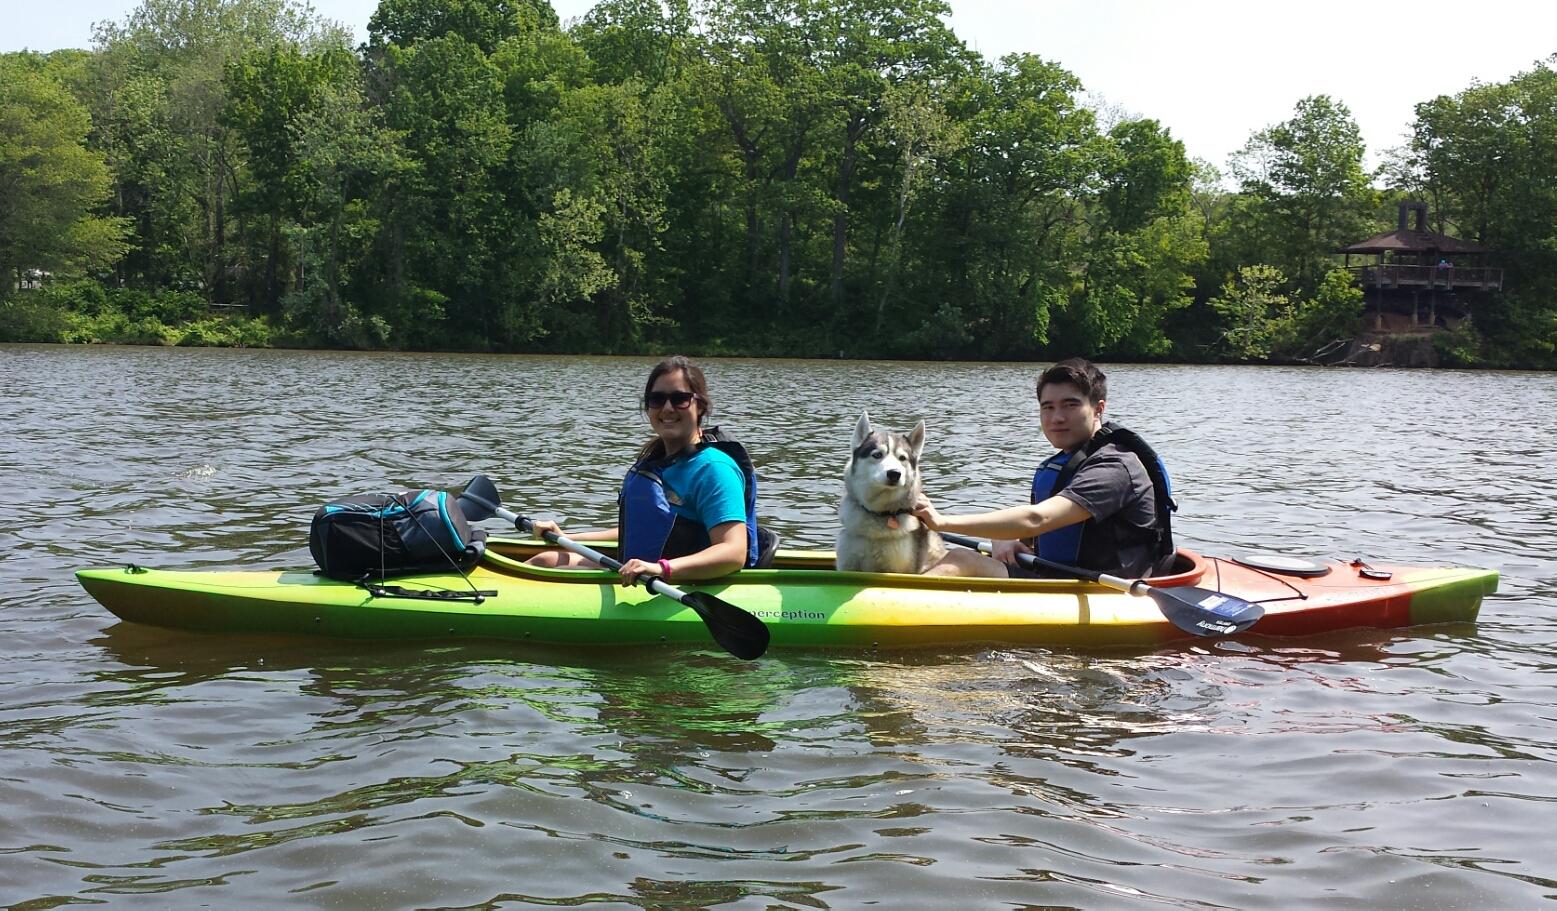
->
[309,489,487,580]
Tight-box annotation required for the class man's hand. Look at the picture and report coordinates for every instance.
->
[911,495,944,530]
[991,538,1033,566]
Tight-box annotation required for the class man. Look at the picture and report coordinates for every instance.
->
[915,358,1175,579]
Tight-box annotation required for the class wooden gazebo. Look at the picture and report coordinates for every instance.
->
[1340,201,1502,331]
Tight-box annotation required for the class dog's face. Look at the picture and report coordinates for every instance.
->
[846,411,926,505]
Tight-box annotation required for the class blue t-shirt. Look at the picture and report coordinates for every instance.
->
[658,445,749,548]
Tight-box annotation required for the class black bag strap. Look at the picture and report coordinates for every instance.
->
[357,581,497,603]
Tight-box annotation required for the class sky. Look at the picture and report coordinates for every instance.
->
[6,0,1554,169]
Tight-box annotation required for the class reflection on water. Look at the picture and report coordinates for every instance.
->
[2,345,1555,907]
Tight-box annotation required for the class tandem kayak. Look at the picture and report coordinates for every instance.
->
[75,540,1498,651]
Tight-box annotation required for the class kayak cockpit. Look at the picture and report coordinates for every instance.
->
[480,536,1213,591]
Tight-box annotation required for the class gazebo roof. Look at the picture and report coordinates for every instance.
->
[1340,229,1487,255]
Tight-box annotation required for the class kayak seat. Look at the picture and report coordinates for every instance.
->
[754,526,780,568]
[1151,550,1195,579]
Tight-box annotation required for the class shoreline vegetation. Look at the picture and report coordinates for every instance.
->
[2,1,1554,369]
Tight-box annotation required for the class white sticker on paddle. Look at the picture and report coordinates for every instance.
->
[1198,594,1231,610]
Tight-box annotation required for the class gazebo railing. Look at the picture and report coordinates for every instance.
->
[1349,264,1503,291]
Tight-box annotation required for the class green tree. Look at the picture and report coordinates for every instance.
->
[0,55,129,289]
[910,54,1097,358]
[223,43,363,310]
[1397,58,1557,366]
[282,64,406,346]
[572,0,694,86]
[1230,95,1374,293]
[873,79,965,330]
[810,0,967,313]
[1057,118,1203,357]
[521,80,675,350]
[378,34,516,346]
[368,0,558,54]
[1270,266,1362,359]
[694,0,835,317]
[1208,264,1289,361]
[87,0,349,300]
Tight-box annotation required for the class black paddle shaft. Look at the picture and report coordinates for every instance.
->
[489,509,641,585]
[455,477,769,659]
[501,510,771,660]
[514,514,674,598]
[936,531,1262,637]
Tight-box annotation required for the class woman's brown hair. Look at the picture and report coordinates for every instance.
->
[635,355,711,462]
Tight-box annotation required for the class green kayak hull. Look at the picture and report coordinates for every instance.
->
[75,540,1498,650]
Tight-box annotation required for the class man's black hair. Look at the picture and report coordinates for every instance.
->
[1036,358,1107,407]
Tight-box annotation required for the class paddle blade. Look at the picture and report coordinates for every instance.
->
[1149,585,1264,637]
[681,591,771,660]
[458,475,501,521]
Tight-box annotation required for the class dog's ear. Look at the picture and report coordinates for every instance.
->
[907,419,926,459]
[852,411,872,449]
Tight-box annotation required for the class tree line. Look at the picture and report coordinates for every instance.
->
[2,0,1554,367]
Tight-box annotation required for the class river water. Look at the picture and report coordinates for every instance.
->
[2,345,1554,909]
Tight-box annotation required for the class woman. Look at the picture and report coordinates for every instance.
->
[526,356,759,586]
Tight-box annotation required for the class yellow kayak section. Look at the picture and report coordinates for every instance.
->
[76,541,1497,650]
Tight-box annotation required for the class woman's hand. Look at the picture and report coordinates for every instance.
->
[527,519,562,541]
[617,557,664,587]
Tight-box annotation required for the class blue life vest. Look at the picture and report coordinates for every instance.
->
[618,427,760,567]
[1028,422,1176,573]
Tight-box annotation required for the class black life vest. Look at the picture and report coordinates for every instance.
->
[617,426,760,567]
[1028,422,1176,575]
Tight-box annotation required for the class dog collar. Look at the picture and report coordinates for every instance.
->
[849,493,911,523]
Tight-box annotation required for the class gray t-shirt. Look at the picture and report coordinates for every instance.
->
[1052,442,1159,577]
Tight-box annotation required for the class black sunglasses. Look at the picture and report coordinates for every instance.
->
[644,391,697,410]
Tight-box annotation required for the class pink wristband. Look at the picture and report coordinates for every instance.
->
[657,558,673,580]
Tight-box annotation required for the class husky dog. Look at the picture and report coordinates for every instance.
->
[836,412,947,574]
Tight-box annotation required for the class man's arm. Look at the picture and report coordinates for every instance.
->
[913,495,1092,540]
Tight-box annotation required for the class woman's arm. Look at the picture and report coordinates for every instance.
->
[617,520,746,585]
[615,453,750,586]
[668,521,748,580]
[526,520,620,542]
[521,522,618,568]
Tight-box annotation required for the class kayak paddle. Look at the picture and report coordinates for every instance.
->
[457,476,771,660]
[937,531,1263,637]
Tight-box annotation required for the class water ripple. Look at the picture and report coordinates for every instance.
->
[2,347,1555,908]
